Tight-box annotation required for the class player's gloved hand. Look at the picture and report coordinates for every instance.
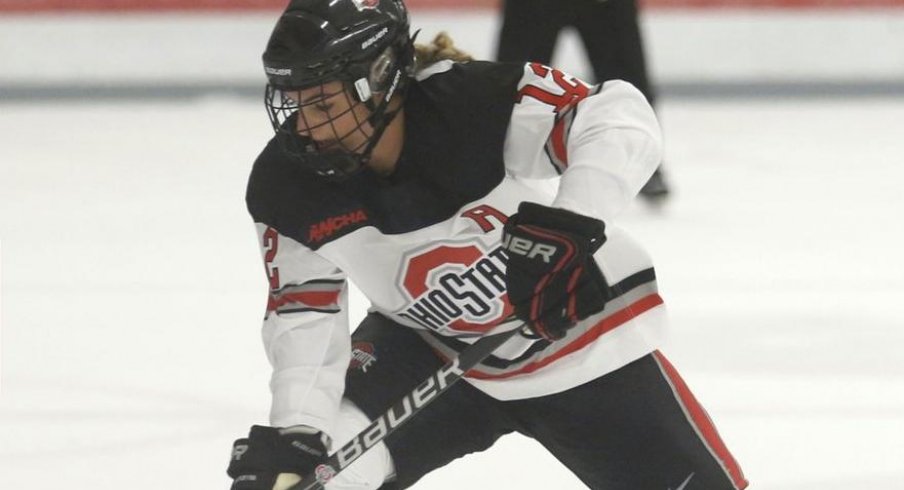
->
[502,202,610,341]
[228,425,328,490]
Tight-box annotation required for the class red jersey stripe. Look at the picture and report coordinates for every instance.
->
[267,290,341,311]
[465,293,664,380]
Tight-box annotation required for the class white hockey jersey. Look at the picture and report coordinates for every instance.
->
[245,60,666,436]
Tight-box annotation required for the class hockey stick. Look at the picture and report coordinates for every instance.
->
[288,325,522,490]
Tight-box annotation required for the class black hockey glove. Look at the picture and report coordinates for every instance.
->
[227,425,328,490]
[502,202,611,341]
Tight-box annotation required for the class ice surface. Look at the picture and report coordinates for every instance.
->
[2,94,903,489]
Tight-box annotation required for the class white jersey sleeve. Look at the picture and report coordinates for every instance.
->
[254,222,351,436]
[503,63,663,221]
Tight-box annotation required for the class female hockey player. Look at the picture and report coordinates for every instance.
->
[227,1,747,489]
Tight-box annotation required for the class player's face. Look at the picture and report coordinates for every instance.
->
[290,81,374,154]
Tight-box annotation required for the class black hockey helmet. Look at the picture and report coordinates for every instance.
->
[262,0,414,180]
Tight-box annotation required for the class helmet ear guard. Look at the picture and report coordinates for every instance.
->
[352,42,400,107]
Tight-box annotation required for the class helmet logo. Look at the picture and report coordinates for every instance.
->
[351,0,379,11]
[265,66,292,76]
[361,27,389,50]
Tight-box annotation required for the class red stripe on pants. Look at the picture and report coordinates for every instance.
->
[653,351,748,489]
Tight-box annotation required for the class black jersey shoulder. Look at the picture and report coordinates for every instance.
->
[398,60,525,200]
[246,61,526,250]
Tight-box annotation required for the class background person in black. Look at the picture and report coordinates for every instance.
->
[496,0,671,202]
[226,1,746,489]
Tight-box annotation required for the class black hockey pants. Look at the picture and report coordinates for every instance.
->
[343,314,747,489]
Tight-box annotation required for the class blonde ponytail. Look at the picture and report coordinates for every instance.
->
[413,32,473,71]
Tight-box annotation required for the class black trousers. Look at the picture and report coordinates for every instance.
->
[344,314,747,489]
[496,0,656,106]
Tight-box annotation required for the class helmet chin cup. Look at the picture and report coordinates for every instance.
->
[318,150,369,179]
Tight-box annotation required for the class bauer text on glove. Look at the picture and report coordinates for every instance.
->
[502,202,611,341]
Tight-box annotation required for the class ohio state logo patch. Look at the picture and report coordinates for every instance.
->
[314,463,337,484]
[394,241,513,334]
[349,342,377,372]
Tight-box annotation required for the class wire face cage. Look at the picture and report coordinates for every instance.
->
[265,82,378,180]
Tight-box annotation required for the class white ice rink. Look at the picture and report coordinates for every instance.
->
[2,13,904,488]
